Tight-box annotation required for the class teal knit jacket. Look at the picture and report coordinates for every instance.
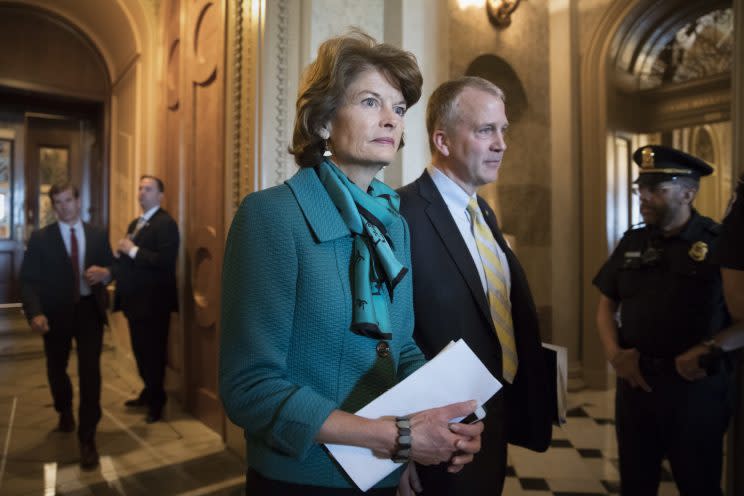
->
[220,167,427,488]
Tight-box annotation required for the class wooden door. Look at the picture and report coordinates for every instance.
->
[25,115,84,228]
[0,110,102,303]
[183,0,226,435]
[161,0,186,417]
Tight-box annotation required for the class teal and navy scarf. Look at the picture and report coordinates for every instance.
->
[316,159,408,340]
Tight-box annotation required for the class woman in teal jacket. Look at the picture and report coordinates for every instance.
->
[220,32,483,495]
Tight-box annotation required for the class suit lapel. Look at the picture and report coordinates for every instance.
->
[126,218,137,236]
[416,172,491,323]
[83,223,93,268]
[133,208,160,241]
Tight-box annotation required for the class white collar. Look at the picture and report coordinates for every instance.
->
[427,165,477,214]
[59,218,83,232]
[141,206,160,221]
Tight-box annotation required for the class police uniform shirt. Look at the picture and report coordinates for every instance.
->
[593,210,728,358]
[719,173,744,270]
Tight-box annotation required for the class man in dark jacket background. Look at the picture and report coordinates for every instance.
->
[20,181,113,470]
[113,175,179,423]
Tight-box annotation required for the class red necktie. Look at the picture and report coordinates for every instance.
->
[70,226,80,302]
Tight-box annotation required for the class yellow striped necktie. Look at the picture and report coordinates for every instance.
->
[467,197,518,383]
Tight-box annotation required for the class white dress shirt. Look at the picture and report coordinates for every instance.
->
[427,166,511,297]
[58,219,91,296]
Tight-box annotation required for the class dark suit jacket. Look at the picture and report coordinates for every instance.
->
[398,172,552,489]
[20,222,113,323]
[113,208,179,320]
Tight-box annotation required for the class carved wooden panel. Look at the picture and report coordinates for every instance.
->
[190,225,219,327]
[164,0,183,379]
[167,39,180,111]
[185,0,225,435]
[193,2,219,85]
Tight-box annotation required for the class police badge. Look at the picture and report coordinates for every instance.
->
[688,241,708,262]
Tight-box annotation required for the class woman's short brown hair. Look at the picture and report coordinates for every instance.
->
[289,30,423,167]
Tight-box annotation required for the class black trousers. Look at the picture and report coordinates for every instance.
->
[245,469,396,495]
[43,296,103,443]
[415,391,507,496]
[125,311,170,413]
[615,367,732,496]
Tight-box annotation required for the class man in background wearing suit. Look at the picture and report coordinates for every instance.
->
[113,175,179,423]
[398,77,552,495]
[20,182,113,470]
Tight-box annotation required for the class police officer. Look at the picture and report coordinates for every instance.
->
[676,172,744,374]
[593,145,731,496]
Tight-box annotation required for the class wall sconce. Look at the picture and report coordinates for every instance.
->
[487,0,521,28]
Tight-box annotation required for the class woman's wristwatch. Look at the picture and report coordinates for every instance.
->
[392,417,411,463]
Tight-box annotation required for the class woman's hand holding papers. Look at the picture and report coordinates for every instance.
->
[446,420,483,473]
[409,400,483,468]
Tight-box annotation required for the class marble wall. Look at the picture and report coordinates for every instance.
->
[447,0,553,338]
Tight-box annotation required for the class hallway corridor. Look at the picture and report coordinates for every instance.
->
[0,308,244,496]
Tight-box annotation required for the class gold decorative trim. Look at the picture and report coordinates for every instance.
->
[231,0,244,213]
[243,0,259,199]
[273,0,289,186]
[227,0,261,216]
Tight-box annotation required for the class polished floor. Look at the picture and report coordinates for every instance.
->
[502,389,681,496]
[0,306,700,495]
[0,307,245,496]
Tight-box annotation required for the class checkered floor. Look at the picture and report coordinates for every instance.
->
[501,388,681,496]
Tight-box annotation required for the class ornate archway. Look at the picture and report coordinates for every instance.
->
[579,0,734,387]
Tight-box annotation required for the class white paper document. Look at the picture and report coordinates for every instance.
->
[325,339,502,492]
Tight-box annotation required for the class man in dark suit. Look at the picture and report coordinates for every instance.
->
[398,77,552,495]
[20,182,113,470]
[113,175,179,423]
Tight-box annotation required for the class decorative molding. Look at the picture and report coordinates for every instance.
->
[226,0,261,217]
[230,0,244,213]
[636,76,731,131]
[244,0,259,198]
[273,0,289,186]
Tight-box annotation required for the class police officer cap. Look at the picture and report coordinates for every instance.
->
[632,145,714,186]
